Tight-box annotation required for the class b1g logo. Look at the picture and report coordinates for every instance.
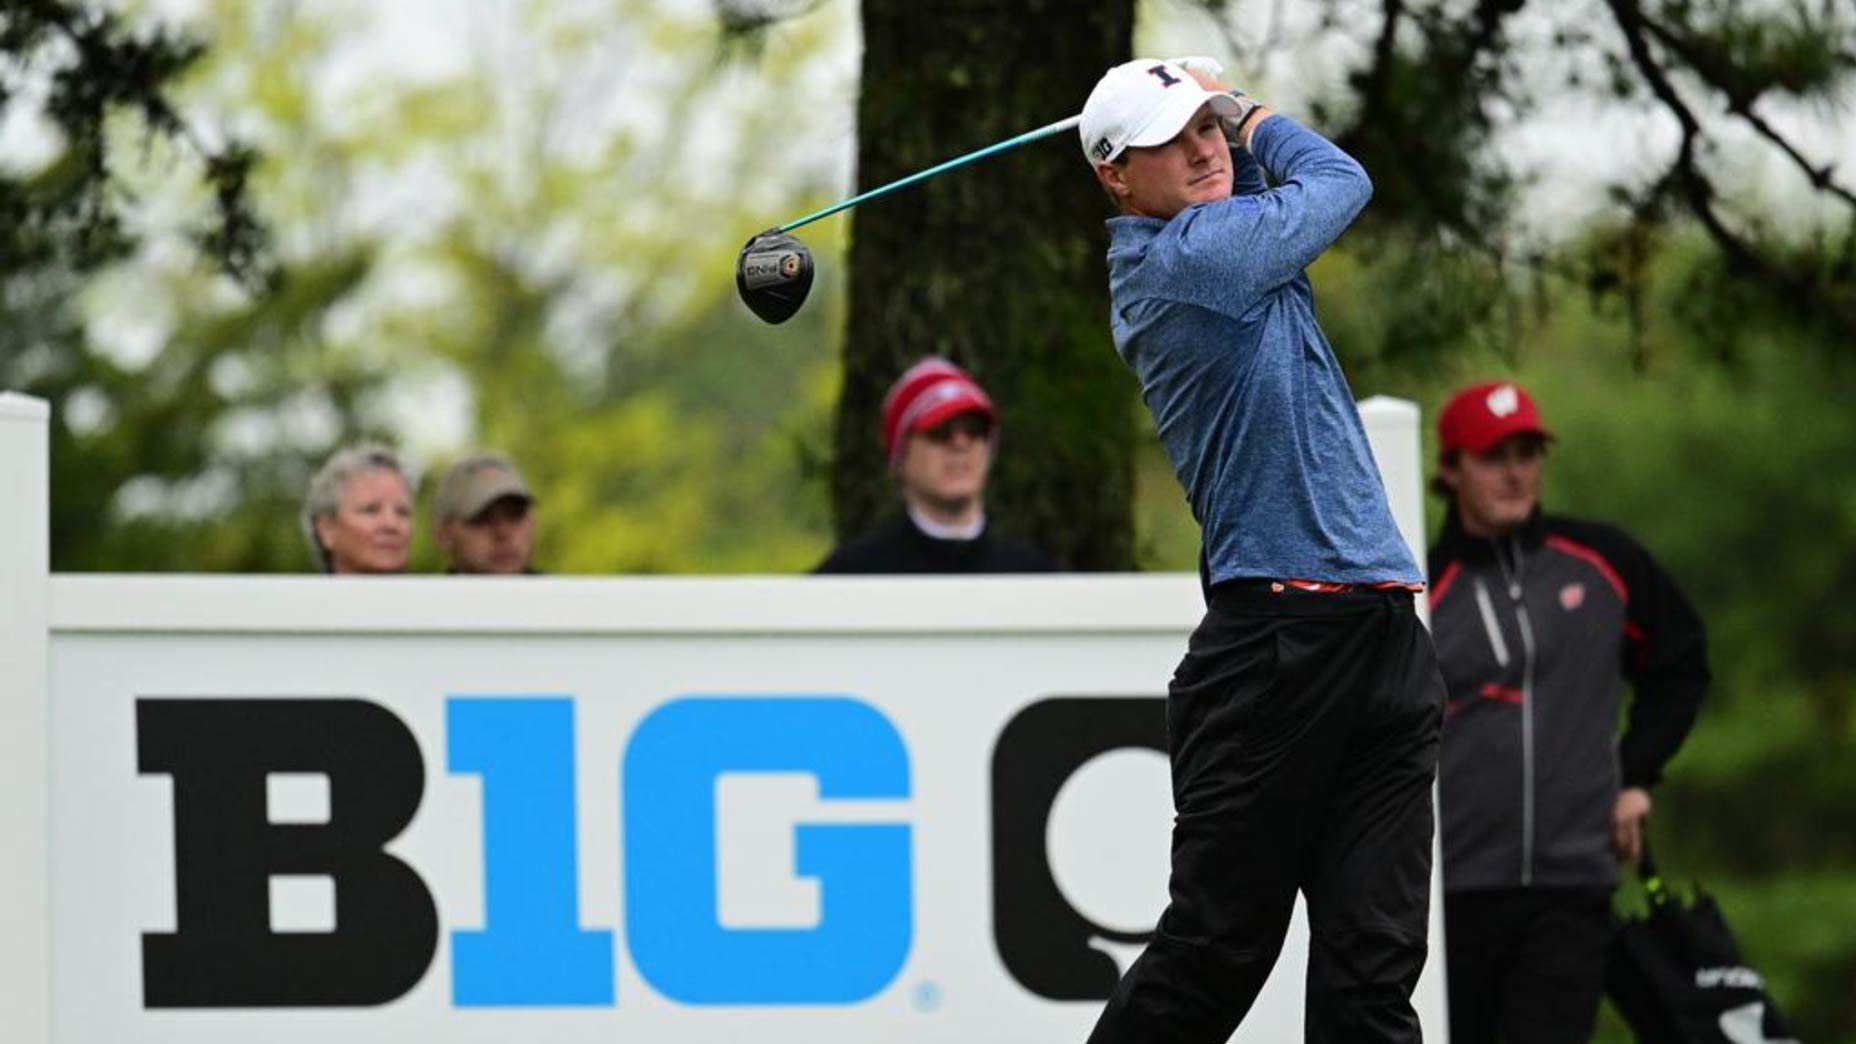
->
[135,696,912,1009]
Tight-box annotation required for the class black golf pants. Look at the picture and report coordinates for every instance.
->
[1086,583,1443,1044]
[1443,887,1613,1044]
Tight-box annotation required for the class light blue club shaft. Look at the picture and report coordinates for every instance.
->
[776,115,1082,234]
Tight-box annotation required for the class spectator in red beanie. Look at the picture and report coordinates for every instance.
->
[814,356,1057,573]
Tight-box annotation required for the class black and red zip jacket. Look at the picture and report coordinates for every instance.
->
[1428,506,1709,892]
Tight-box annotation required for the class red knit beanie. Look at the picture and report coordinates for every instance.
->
[880,357,998,467]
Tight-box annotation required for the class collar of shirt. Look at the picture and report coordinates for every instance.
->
[908,504,985,542]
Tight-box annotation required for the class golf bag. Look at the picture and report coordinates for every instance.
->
[1606,842,1801,1044]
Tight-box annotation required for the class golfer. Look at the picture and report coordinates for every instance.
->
[1080,58,1443,1043]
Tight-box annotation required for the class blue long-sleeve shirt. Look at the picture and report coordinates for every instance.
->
[1106,114,1420,585]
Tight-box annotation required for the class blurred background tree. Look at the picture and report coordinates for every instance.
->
[4,0,851,572]
[0,0,323,571]
[824,0,1139,569]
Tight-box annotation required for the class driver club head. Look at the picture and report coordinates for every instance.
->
[736,230,814,324]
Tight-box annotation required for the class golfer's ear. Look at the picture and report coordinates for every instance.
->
[1095,161,1129,201]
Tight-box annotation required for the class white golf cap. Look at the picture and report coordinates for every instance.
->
[1080,59,1241,165]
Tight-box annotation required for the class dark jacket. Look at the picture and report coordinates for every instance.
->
[814,514,1058,574]
[1429,507,1708,892]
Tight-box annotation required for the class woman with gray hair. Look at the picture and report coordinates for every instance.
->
[301,443,413,574]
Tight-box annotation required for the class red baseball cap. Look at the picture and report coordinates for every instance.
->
[881,357,997,467]
[1437,380,1553,458]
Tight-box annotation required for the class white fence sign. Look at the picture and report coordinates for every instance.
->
[3,395,1444,1044]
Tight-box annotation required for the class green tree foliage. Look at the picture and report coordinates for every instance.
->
[0,0,267,281]
[1145,0,1856,376]
[7,0,852,572]
[322,0,851,573]
[25,251,383,571]
[1303,0,1856,347]
[0,0,363,572]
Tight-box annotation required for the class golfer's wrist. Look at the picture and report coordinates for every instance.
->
[1234,103,1273,149]
[1219,91,1269,148]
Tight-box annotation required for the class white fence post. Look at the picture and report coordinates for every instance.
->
[0,393,51,1044]
[1359,396,1429,590]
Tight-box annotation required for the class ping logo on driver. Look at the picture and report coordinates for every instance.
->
[743,252,799,290]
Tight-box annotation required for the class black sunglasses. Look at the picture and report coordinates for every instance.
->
[920,413,993,444]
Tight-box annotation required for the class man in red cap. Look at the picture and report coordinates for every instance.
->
[1428,380,1710,1044]
[814,356,1057,573]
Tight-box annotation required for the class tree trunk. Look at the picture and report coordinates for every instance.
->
[835,0,1137,569]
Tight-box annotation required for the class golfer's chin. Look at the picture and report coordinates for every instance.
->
[1186,172,1232,203]
[1134,176,1234,220]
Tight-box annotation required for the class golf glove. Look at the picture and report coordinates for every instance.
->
[1171,55,1226,80]
[1170,56,1261,144]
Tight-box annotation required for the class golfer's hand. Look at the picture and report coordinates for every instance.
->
[1612,787,1652,864]
[1173,55,1232,92]
[1172,56,1272,148]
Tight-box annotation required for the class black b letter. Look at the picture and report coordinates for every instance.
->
[138,698,438,1006]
